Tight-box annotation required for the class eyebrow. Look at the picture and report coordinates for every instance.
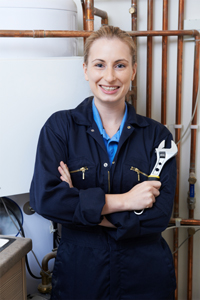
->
[92,59,129,63]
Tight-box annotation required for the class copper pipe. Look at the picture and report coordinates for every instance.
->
[85,0,94,31]
[38,251,57,294]
[126,0,137,109]
[42,251,57,272]
[93,7,108,25]
[81,0,86,31]
[187,36,200,300]
[161,0,168,124]
[146,0,153,118]
[174,1,184,299]
[126,30,199,37]
[81,1,108,30]
[0,29,198,38]
[169,218,200,226]
[190,37,200,176]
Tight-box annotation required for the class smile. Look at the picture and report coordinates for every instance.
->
[100,85,119,91]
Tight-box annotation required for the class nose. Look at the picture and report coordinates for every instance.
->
[104,66,116,82]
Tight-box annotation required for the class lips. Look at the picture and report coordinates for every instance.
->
[100,85,119,91]
[101,86,118,91]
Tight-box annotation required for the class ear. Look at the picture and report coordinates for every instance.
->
[131,63,137,81]
[83,63,89,81]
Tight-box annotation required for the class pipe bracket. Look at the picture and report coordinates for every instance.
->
[174,124,183,129]
[175,218,182,227]
[190,125,199,129]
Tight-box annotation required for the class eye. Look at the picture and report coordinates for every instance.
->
[116,63,126,69]
[95,63,104,68]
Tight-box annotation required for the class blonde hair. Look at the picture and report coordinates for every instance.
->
[84,25,136,66]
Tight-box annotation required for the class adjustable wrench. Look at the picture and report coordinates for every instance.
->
[134,139,178,215]
[148,140,178,181]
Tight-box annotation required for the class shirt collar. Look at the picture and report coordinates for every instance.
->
[71,96,149,129]
[92,98,128,141]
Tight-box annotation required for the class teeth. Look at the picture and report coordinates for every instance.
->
[101,86,118,91]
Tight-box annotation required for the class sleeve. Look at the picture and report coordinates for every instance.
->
[30,119,105,227]
[106,132,177,240]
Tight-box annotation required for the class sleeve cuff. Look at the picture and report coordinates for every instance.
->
[73,188,105,225]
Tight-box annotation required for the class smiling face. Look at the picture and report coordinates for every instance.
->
[83,37,137,107]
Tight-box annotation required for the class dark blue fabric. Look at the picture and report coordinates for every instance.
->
[30,97,176,299]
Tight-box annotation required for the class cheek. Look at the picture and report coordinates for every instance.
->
[87,72,101,84]
[122,73,132,87]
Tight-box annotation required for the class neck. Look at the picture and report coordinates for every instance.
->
[94,99,126,137]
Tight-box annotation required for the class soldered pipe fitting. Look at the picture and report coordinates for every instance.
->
[129,4,137,14]
[188,172,197,184]
[38,251,57,294]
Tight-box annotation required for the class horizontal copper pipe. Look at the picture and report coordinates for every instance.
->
[169,218,200,226]
[0,29,199,38]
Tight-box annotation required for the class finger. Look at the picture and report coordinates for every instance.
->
[60,161,70,174]
[148,180,161,189]
[152,188,160,197]
[58,166,71,182]
[146,196,156,208]
[58,166,67,178]
[60,172,73,187]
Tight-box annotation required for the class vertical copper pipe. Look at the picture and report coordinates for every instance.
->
[161,0,168,124]
[81,0,87,44]
[131,0,137,110]
[174,1,184,299]
[85,0,94,31]
[187,37,200,300]
[146,0,153,118]
[81,0,86,30]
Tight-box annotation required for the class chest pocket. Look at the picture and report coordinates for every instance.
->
[122,157,150,192]
[67,158,96,190]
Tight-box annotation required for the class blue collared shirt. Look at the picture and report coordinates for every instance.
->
[92,99,128,165]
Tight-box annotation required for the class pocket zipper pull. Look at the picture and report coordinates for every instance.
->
[70,166,88,180]
[134,168,140,181]
[130,167,148,182]
[80,167,88,180]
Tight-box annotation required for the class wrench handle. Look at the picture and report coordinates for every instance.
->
[148,175,160,181]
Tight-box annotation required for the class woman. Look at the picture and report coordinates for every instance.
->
[30,26,176,300]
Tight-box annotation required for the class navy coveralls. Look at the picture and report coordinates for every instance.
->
[30,97,177,300]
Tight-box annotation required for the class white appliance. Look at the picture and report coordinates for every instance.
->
[0,56,92,294]
[0,0,77,58]
[0,1,91,295]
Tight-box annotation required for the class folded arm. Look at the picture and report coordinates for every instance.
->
[58,161,161,228]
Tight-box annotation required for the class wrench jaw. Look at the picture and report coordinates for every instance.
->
[149,140,178,179]
[158,140,165,150]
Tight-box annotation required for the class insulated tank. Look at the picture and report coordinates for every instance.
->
[0,0,77,57]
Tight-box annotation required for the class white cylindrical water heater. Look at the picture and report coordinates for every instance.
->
[0,0,77,58]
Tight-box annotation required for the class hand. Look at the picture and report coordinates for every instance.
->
[125,180,161,210]
[58,161,73,188]
[99,216,116,228]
